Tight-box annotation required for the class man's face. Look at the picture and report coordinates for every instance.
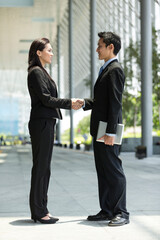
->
[96,38,114,62]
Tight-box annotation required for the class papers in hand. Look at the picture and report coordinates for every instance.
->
[96,121,124,145]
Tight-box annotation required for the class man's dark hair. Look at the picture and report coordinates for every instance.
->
[98,32,121,55]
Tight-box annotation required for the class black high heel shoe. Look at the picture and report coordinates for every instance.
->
[32,216,57,224]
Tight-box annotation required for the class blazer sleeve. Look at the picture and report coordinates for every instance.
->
[83,98,94,111]
[106,67,124,133]
[28,68,71,110]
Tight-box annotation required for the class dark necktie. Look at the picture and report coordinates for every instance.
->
[98,66,103,76]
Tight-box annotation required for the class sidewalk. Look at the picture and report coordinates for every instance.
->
[0,145,160,240]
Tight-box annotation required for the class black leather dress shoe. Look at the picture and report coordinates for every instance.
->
[87,211,112,221]
[108,214,129,227]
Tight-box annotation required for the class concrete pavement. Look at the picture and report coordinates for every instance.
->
[0,145,160,240]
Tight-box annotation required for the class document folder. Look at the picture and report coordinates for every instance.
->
[96,121,124,145]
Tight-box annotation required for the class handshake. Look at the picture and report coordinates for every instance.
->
[71,98,84,110]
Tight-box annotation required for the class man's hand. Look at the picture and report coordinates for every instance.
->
[97,135,115,146]
[71,98,84,110]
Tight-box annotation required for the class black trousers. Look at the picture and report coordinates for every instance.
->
[93,138,129,219]
[28,118,56,219]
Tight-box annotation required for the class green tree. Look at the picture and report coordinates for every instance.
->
[77,115,90,135]
[152,28,160,126]
[123,27,160,130]
[123,40,141,133]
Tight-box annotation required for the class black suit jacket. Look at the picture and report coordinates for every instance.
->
[27,66,71,120]
[84,60,125,137]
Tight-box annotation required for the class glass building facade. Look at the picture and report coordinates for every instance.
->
[0,0,159,139]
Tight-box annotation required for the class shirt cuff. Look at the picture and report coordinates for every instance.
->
[106,133,116,137]
[82,100,85,108]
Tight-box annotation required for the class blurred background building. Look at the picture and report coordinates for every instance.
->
[0,0,160,155]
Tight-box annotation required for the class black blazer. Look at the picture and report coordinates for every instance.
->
[84,60,125,137]
[27,66,71,120]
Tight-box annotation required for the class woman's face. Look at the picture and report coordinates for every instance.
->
[37,43,53,67]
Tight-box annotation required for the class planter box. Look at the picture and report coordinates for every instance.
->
[121,137,160,154]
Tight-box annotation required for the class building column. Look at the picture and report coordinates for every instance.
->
[141,0,153,156]
[90,0,97,98]
[69,0,74,148]
[57,25,61,144]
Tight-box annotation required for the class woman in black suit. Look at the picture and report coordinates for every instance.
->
[27,38,82,224]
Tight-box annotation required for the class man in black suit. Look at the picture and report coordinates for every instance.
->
[83,32,129,226]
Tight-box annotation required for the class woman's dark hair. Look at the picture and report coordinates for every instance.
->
[98,32,121,55]
[28,38,50,71]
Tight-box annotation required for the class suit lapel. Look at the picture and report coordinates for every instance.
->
[94,59,118,91]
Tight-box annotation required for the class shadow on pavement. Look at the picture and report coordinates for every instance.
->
[9,219,36,226]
